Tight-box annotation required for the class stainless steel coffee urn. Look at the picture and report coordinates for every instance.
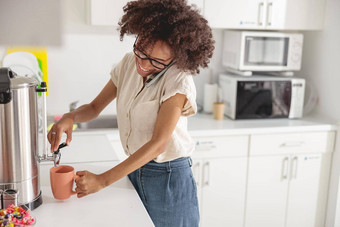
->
[0,67,55,210]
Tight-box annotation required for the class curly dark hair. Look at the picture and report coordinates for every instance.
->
[118,0,215,74]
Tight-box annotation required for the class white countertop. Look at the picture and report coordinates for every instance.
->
[33,113,336,226]
[69,113,338,140]
[187,113,338,136]
[33,135,154,227]
[70,113,338,139]
[32,178,154,227]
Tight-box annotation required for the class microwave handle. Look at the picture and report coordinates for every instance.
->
[258,2,264,26]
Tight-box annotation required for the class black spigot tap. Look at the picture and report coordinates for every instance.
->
[0,68,15,104]
[53,142,68,167]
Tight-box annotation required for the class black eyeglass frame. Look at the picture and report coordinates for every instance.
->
[133,37,173,70]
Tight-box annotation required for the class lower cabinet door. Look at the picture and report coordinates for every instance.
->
[285,154,322,227]
[245,156,289,227]
[200,157,247,227]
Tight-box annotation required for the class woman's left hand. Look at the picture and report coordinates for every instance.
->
[75,170,105,198]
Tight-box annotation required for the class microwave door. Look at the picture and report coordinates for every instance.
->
[237,89,273,119]
[236,81,273,119]
[244,36,289,67]
[236,81,291,119]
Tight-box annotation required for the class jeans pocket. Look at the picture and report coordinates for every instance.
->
[174,167,198,205]
[141,167,169,205]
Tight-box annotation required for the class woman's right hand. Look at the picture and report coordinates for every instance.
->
[47,114,74,152]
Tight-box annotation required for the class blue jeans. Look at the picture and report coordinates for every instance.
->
[128,157,200,227]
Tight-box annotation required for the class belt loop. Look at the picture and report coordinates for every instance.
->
[188,157,192,167]
[167,161,171,172]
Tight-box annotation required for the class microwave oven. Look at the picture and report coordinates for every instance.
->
[219,73,305,119]
[222,31,303,73]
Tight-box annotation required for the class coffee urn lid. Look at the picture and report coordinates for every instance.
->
[11,76,38,89]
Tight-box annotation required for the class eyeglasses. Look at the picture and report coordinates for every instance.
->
[133,37,173,70]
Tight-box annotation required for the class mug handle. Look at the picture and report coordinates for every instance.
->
[72,175,80,195]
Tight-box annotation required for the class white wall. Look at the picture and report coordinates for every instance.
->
[297,0,340,122]
[47,28,224,116]
[193,29,225,110]
[296,0,340,226]
[45,32,134,116]
[0,0,224,117]
[35,0,135,117]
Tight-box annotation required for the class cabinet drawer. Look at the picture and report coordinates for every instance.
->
[250,131,336,155]
[193,135,249,158]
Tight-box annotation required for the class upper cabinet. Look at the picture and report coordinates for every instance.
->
[86,0,204,26]
[87,0,205,26]
[204,0,326,30]
[188,0,204,13]
[86,0,326,30]
[86,0,127,26]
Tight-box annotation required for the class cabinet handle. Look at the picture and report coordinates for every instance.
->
[258,2,264,26]
[202,162,210,186]
[280,141,304,148]
[281,157,289,181]
[193,162,200,186]
[290,156,298,179]
[267,2,273,26]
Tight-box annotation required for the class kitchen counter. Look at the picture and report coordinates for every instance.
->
[69,113,338,138]
[33,113,337,226]
[33,133,154,227]
[33,179,154,226]
[188,113,337,136]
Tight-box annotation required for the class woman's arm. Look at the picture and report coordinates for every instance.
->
[67,79,117,122]
[48,79,117,151]
[75,93,187,198]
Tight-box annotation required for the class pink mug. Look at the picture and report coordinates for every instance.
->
[50,165,79,200]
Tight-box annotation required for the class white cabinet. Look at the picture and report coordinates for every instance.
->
[285,154,329,227]
[188,0,204,12]
[245,154,331,227]
[86,0,204,26]
[86,0,325,30]
[193,157,248,227]
[192,135,249,227]
[86,0,128,26]
[204,0,263,29]
[204,0,326,30]
[245,155,289,227]
[245,132,335,227]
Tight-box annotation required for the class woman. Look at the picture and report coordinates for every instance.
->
[48,0,214,226]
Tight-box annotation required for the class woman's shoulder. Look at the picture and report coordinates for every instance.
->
[112,52,135,71]
[164,65,195,87]
[121,52,135,65]
[110,52,136,85]
[159,65,196,97]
